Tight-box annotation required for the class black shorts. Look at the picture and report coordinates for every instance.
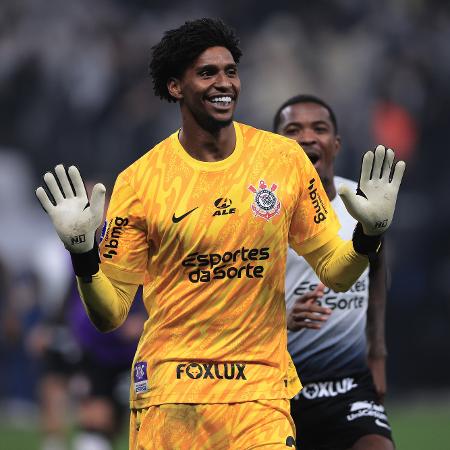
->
[73,352,131,422]
[291,370,393,450]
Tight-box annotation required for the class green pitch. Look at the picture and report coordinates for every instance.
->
[1,401,449,450]
[388,402,450,450]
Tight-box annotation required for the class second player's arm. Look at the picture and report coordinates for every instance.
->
[366,243,388,402]
[366,243,388,358]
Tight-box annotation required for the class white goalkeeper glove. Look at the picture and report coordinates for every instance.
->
[338,145,406,236]
[36,165,106,253]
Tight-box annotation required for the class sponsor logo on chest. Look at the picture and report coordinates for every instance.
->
[212,197,236,217]
[293,280,368,311]
[182,247,270,283]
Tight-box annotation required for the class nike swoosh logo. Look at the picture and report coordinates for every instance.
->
[375,419,391,430]
[172,207,199,223]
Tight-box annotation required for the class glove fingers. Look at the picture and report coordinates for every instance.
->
[90,183,106,223]
[381,148,395,181]
[35,186,54,213]
[68,166,88,200]
[55,164,74,198]
[372,145,386,179]
[391,160,406,188]
[44,171,64,204]
[359,151,374,187]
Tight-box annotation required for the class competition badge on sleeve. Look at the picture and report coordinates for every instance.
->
[248,180,281,221]
[134,361,149,394]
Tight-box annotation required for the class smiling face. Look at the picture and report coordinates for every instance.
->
[277,101,341,198]
[168,46,240,131]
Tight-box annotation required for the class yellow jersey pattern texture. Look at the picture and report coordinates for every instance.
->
[99,122,340,409]
[129,400,295,450]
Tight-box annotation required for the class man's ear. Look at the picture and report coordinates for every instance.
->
[334,134,342,157]
[167,78,183,101]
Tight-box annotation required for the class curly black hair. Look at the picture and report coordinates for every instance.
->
[149,18,242,102]
[273,94,338,134]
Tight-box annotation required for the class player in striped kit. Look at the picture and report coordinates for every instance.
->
[275,94,395,450]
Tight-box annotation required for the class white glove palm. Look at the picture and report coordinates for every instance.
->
[36,165,106,253]
[338,145,406,236]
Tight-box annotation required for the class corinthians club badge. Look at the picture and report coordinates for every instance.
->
[248,180,281,221]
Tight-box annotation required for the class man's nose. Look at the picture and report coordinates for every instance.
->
[214,72,232,88]
[299,129,317,144]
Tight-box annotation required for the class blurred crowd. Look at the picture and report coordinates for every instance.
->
[1,0,450,446]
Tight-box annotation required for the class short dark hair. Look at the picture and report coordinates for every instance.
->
[149,18,242,102]
[273,94,338,134]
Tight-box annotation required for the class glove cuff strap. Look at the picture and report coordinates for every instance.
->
[70,241,100,281]
[352,222,382,256]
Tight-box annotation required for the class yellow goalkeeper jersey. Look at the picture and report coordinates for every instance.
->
[99,121,340,408]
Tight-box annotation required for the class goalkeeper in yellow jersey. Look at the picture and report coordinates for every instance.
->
[36,18,405,450]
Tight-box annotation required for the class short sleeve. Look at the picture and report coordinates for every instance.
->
[99,173,148,284]
[288,148,340,255]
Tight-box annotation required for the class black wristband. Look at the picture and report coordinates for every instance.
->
[352,222,382,256]
[70,241,100,281]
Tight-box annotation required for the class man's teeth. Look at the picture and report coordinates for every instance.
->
[210,96,232,104]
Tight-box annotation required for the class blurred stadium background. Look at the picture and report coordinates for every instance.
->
[1,0,449,449]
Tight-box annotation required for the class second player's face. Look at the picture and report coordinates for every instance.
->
[178,46,240,129]
[277,102,340,181]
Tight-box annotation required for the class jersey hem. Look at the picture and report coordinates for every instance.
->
[129,387,302,409]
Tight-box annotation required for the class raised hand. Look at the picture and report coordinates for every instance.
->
[36,165,106,253]
[338,145,406,236]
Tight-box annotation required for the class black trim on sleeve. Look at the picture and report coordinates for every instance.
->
[70,242,100,282]
[352,222,382,256]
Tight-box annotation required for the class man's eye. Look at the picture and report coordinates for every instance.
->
[315,127,328,133]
